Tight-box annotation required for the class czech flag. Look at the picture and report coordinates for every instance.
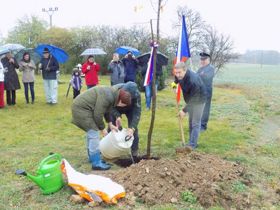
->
[175,15,191,103]
[143,46,155,87]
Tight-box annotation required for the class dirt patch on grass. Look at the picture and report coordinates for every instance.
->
[101,152,250,209]
[214,83,244,90]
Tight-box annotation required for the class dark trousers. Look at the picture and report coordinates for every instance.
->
[111,109,139,153]
[6,90,16,105]
[87,85,95,89]
[73,88,80,99]
[23,82,35,103]
[124,78,135,83]
[201,94,212,130]
[0,82,4,108]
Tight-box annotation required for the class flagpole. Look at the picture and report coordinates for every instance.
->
[173,15,191,146]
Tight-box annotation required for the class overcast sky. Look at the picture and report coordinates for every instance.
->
[0,0,279,53]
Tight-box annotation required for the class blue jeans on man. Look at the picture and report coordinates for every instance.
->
[188,102,205,148]
[86,129,110,170]
[43,79,57,104]
[145,81,158,109]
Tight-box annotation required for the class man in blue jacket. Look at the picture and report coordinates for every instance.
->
[197,52,215,131]
[174,62,206,149]
[39,48,59,104]
[110,81,141,157]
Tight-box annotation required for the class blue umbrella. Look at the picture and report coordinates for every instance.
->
[35,44,69,63]
[115,46,140,56]
[80,48,106,56]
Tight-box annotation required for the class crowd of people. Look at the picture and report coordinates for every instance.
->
[0,48,215,171]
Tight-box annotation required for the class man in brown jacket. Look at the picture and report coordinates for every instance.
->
[72,86,131,170]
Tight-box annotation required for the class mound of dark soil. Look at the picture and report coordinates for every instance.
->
[103,152,250,208]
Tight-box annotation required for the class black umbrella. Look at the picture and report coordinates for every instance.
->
[137,51,169,66]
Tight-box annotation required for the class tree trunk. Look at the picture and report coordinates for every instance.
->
[146,0,161,159]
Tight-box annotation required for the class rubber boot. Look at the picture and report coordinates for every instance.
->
[88,150,112,166]
[89,152,111,170]
[101,159,113,166]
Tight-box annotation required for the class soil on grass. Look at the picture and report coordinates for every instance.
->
[101,152,251,209]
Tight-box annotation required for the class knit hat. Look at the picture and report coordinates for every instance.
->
[72,67,80,74]
[118,89,131,106]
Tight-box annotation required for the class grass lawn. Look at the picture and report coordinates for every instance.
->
[0,63,280,209]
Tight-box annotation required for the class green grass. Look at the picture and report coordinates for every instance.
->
[1,63,280,209]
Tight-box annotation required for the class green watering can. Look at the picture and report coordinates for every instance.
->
[16,153,64,195]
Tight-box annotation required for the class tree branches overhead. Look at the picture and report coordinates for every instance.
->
[176,6,237,72]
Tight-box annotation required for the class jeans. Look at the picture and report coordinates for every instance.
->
[23,82,35,103]
[110,109,139,153]
[43,79,58,103]
[145,82,158,109]
[6,90,16,105]
[201,94,212,130]
[188,102,205,148]
[86,129,100,159]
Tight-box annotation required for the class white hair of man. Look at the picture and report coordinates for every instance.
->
[174,62,187,71]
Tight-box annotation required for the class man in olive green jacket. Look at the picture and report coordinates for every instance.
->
[72,86,131,170]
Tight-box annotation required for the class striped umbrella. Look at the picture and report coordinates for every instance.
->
[80,48,107,56]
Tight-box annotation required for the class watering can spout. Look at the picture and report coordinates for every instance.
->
[27,174,44,189]
[16,169,45,190]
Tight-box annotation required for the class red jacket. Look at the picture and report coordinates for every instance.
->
[82,61,100,86]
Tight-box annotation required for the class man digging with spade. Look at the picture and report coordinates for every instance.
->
[173,62,207,150]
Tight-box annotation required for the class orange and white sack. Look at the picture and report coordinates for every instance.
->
[62,159,125,204]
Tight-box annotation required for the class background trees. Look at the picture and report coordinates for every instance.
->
[176,6,238,73]
[2,6,242,78]
[5,15,47,48]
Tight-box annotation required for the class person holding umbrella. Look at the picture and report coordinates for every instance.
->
[1,52,20,106]
[71,86,132,170]
[19,52,36,104]
[107,53,125,86]
[82,55,100,89]
[39,48,59,104]
[122,51,139,83]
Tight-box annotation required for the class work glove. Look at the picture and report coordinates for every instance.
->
[171,82,177,89]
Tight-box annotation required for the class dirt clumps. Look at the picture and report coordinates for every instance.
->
[104,152,249,208]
